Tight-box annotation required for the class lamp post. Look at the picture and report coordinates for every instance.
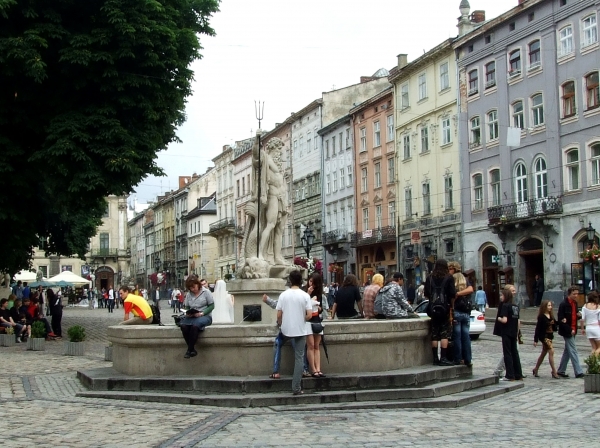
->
[587,222,597,291]
[155,256,161,272]
[301,226,315,259]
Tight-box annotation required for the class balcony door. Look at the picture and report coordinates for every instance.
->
[533,157,548,214]
[514,163,528,218]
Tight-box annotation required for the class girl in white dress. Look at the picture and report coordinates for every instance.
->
[580,292,600,355]
[211,280,234,324]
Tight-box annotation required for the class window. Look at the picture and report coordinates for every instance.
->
[389,201,396,225]
[374,162,381,188]
[528,40,541,67]
[360,127,366,152]
[444,176,453,210]
[373,121,381,147]
[421,126,429,152]
[566,149,580,190]
[345,129,351,148]
[102,205,109,218]
[534,157,548,199]
[561,81,576,118]
[441,118,451,145]
[332,136,336,155]
[340,167,345,188]
[387,115,394,142]
[558,25,573,57]
[512,101,524,129]
[485,35,491,44]
[306,131,311,154]
[361,168,368,192]
[388,157,395,182]
[326,174,331,194]
[528,12,535,22]
[591,143,600,185]
[509,22,516,32]
[470,117,481,147]
[325,139,330,158]
[586,72,599,110]
[418,73,427,100]
[509,49,521,75]
[422,182,431,215]
[440,62,449,90]
[347,165,353,186]
[582,15,598,47]
[403,134,411,159]
[405,188,413,218]
[490,169,501,206]
[468,69,478,95]
[339,132,343,152]
[400,83,409,109]
[487,110,498,140]
[333,170,338,191]
[485,61,496,88]
[375,205,382,228]
[100,233,109,251]
[532,94,544,126]
[515,163,528,203]
[362,208,369,230]
[473,174,483,210]
[236,179,240,197]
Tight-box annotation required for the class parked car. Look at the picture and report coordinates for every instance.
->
[413,300,486,340]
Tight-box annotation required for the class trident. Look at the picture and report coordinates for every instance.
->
[255,101,264,259]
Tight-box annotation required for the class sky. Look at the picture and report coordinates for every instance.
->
[132,0,518,204]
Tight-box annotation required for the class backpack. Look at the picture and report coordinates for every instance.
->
[427,277,450,322]
[454,293,472,313]
[150,304,163,325]
[374,288,385,315]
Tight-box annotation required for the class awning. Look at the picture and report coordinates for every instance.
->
[463,269,475,276]
[499,266,513,275]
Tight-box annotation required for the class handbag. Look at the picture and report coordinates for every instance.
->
[311,322,324,333]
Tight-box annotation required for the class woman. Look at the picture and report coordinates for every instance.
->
[47,288,63,339]
[452,271,472,367]
[425,259,456,366]
[580,291,600,355]
[179,276,214,358]
[304,273,325,377]
[329,274,362,319]
[363,274,384,319]
[212,280,235,324]
[533,300,559,378]
[495,288,523,381]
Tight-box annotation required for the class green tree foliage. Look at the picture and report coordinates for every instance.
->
[0,0,219,274]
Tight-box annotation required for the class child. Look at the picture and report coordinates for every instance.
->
[533,300,559,378]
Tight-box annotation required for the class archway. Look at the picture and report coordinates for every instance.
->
[482,245,499,307]
[95,266,115,292]
[518,238,543,307]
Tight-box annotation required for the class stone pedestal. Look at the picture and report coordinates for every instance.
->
[226,278,286,324]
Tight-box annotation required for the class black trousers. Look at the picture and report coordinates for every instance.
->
[501,334,523,379]
[51,311,62,337]
[180,325,200,352]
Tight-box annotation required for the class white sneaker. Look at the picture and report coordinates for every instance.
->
[16,337,22,343]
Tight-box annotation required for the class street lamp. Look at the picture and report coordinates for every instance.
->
[155,256,161,272]
[301,226,315,259]
[587,222,596,291]
[226,263,231,274]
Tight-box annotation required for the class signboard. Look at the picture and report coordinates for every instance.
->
[491,255,500,263]
[410,230,421,245]
[362,229,373,238]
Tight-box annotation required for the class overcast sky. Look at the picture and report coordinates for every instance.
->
[132,0,517,204]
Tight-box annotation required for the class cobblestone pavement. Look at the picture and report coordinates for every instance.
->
[1,302,599,447]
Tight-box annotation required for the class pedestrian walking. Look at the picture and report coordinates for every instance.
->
[532,300,559,379]
[557,287,584,378]
[475,286,488,313]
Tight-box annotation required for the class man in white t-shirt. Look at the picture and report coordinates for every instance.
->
[276,270,312,395]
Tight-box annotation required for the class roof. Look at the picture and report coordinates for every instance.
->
[388,38,454,83]
[348,86,393,115]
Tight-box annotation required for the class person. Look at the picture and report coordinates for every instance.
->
[580,291,600,355]
[10,299,30,340]
[154,288,160,306]
[23,297,56,339]
[22,282,31,299]
[495,288,523,381]
[13,280,23,299]
[557,287,584,378]
[424,259,456,366]
[171,287,181,312]
[47,288,63,339]
[118,286,153,325]
[0,298,25,342]
[534,274,545,307]
[493,285,522,378]
[329,274,362,319]
[416,284,425,305]
[99,288,106,309]
[533,300,559,379]
[276,270,312,395]
[133,284,141,296]
[452,270,472,367]
[107,285,115,313]
[304,273,325,377]
[212,280,235,324]
[327,283,337,312]
[179,276,214,359]
[363,274,384,319]
[475,286,487,313]
[406,283,416,305]
[377,273,417,319]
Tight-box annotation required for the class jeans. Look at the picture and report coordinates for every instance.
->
[477,304,486,313]
[452,311,472,364]
[290,335,306,393]
[558,335,583,376]
[273,331,309,373]
[107,299,115,312]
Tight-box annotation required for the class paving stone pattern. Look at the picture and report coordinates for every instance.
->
[1,302,599,447]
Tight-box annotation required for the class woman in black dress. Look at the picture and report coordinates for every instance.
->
[495,288,523,381]
[533,300,559,378]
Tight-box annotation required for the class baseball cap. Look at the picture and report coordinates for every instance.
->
[393,272,404,280]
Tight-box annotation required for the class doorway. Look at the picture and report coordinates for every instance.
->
[520,252,544,307]
[482,246,499,307]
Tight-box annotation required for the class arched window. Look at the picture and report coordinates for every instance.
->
[533,157,547,199]
[515,162,528,203]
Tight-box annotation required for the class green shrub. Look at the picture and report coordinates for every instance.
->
[584,353,600,374]
[5,326,14,335]
[67,325,86,342]
[31,321,46,338]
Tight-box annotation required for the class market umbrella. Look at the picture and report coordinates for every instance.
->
[29,280,56,288]
[48,271,90,286]
[14,270,39,282]
[53,280,74,287]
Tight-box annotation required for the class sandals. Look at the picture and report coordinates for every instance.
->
[317,372,326,377]
[532,369,539,378]
[269,373,280,379]
[312,373,320,378]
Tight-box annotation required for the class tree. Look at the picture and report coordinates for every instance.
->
[0,0,220,274]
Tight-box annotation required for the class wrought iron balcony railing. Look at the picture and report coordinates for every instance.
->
[208,217,235,234]
[90,248,120,258]
[322,229,349,245]
[488,196,563,225]
[349,226,396,248]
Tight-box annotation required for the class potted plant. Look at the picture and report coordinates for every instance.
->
[583,353,600,393]
[64,325,86,356]
[105,341,113,361]
[0,326,15,347]
[27,321,46,351]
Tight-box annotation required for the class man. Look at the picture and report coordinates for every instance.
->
[448,261,473,367]
[107,285,115,313]
[0,298,25,342]
[327,283,336,311]
[118,285,154,325]
[22,282,31,299]
[276,270,312,395]
[13,280,23,299]
[376,273,417,319]
[557,287,584,378]
[534,274,545,307]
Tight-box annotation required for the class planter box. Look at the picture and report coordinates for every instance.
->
[64,341,85,356]
[0,334,16,347]
[584,374,600,393]
[105,346,113,362]
[27,338,46,351]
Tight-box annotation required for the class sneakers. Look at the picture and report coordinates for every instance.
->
[557,372,569,378]
[16,337,22,343]
[576,373,585,378]
[47,332,57,338]
[500,377,515,382]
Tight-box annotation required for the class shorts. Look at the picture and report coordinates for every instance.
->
[430,320,452,341]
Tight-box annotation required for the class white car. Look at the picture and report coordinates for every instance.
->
[413,300,486,340]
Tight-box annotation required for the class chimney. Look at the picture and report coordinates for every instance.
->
[397,54,408,69]
[360,76,375,83]
[471,10,485,23]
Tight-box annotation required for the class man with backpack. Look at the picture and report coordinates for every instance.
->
[425,259,456,366]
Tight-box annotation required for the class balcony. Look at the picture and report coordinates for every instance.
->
[349,226,396,248]
[322,229,349,245]
[90,248,120,258]
[488,196,562,226]
[208,217,235,236]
